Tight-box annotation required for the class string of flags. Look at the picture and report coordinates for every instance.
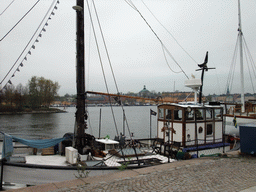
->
[1,0,60,91]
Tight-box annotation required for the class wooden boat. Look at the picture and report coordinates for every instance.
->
[1,138,171,187]
[153,62,230,158]
[0,1,172,189]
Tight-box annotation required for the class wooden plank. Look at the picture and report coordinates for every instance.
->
[41,146,55,156]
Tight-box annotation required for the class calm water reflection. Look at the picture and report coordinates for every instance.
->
[0,106,157,140]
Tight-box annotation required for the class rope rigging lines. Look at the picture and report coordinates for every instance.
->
[0,0,60,90]
[85,0,135,140]
[225,33,256,95]
[0,0,16,17]
[0,0,41,42]
[124,0,190,79]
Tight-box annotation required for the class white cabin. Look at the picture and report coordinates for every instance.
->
[156,102,229,156]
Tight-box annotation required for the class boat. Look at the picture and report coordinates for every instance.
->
[0,0,173,189]
[222,0,256,138]
[1,0,245,189]
[152,53,230,158]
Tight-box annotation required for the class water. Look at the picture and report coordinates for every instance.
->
[0,106,158,140]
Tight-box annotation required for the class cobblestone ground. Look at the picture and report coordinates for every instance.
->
[54,157,256,192]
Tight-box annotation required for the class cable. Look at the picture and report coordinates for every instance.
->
[0,0,16,16]
[243,39,255,93]
[243,36,256,79]
[0,0,58,87]
[0,0,41,42]
[86,0,120,137]
[141,0,198,65]
[124,0,189,79]
[225,35,239,94]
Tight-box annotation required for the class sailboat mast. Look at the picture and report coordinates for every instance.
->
[238,0,245,112]
[74,0,87,153]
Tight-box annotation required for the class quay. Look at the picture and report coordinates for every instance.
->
[5,151,256,192]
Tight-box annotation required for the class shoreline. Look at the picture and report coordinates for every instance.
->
[0,108,67,115]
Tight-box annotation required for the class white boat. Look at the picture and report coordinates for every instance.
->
[153,67,230,158]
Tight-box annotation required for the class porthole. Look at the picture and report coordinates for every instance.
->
[198,126,203,133]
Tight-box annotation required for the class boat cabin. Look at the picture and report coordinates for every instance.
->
[157,102,224,151]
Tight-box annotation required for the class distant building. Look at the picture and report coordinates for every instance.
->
[139,85,150,97]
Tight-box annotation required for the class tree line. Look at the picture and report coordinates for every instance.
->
[0,76,60,112]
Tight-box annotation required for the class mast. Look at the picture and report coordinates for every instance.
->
[238,0,245,113]
[73,0,87,153]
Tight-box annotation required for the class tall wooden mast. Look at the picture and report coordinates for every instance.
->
[74,0,87,153]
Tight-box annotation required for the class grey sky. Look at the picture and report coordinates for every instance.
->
[1,0,256,96]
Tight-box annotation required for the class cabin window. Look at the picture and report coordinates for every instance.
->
[214,109,222,120]
[185,109,194,121]
[195,109,204,120]
[206,109,213,120]
[206,124,213,135]
[174,110,182,121]
[159,108,164,119]
[165,109,172,120]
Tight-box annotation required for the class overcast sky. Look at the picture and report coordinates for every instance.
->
[1,0,256,96]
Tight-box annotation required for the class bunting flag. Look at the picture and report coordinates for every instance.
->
[150,109,157,116]
[0,0,60,91]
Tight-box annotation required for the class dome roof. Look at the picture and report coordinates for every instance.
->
[139,85,150,94]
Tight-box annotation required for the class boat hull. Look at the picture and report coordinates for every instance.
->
[3,164,118,186]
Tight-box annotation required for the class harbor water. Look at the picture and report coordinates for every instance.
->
[0,106,158,140]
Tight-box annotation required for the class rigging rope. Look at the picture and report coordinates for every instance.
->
[226,33,256,95]
[0,0,58,88]
[0,0,41,42]
[91,0,134,139]
[243,36,256,79]
[86,0,120,137]
[225,35,239,94]
[86,0,135,139]
[141,0,198,65]
[242,37,255,93]
[0,0,16,16]
[124,0,189,79]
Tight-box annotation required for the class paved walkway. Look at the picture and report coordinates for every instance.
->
[7,151,256,192]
